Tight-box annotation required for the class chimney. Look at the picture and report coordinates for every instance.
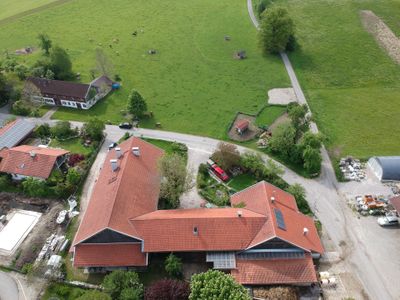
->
[132,147,140,157]
[115,147,121,159]
[110,159,119,172]
[193,226,198,236]
[30,151,36,158]
[270,196,275,203]
[303,227,309,235]
[237,210,243,217]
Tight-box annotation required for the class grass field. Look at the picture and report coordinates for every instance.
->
[273,0,400,158]
[0,0,57,21]
[0,0,289,140]
[50,138,93,155]
[255,105,286,127]
[228,173,258,191]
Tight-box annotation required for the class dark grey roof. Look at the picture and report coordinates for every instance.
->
[374,156,400,181]
[0,119,35,149]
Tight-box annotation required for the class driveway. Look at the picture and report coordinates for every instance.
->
[0,272,19,300]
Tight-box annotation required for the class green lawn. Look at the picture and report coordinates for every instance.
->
[273,0,400,158]
[41,283,88,300]
[228,173,258,191]
[255,105,286,128]
[0,0,57,21]
[0,0,289,140]
[50,138,93,155]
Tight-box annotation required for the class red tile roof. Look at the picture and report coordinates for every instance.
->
[72,137,164,247]
[231,255,317,285]
[0,145,69,179]
[236,119,249,130]
[131,208,267,252]
[74,244,146,267]
[231,182,323,254]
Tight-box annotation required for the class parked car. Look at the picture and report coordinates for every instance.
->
[108,142,118,150]
[119,122,133,129]
[377,215,399,227]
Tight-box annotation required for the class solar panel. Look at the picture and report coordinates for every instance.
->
[274,208,286,230]
[0,120,35,149]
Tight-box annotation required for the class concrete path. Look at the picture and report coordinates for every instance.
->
[41,107,58,121]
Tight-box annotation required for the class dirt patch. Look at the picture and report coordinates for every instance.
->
[0,193,65,269]
[267,112,290,134]
[228,113,262,142]
[360,10,400,64]
[267,88,297,105]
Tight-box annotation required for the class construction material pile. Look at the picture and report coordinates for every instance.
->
[340,157,365,181]
[355,195,388,215]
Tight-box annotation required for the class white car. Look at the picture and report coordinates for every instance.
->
[377,216,399,227]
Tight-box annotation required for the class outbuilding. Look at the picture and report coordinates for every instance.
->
[368,156,400,182]
[235,119,249,135]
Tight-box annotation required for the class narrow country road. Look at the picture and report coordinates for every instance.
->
[246,1,398,299]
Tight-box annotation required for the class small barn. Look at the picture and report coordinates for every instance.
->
[368,156,400,182]
[0,119,35,150]
[235,119,249,135]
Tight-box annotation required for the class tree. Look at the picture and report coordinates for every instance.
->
[36,123,51,139]
[165,253,183,278]
[37,33,52,55]
[14,64,29,80]
[11,100,31,116]
[145,279,190,300]
[22,81,42,103]
[66,168,81,186]
[302,145,322,175]
[299,131,322,150]
[50,121,75,139]
[127,89,147,118]
[268,121,296,158]
[189,270,251,300]
[50,46,73,80]
[0,73,12,106]
[259,7,295,54]
[159,154,193,208]
[82,118,105,141]
[76,290,111,300]
[22,178,48,197]
[288,103,308,132]
[285,183,311,214]
[211,142,241,171]
[240,152,266,179]
[95,48,113,76]
[102,270,144,300]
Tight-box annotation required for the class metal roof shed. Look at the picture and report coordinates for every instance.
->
[0,119,35,149]
[368,156,400,181]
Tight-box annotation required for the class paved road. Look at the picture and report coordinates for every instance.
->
[246,3,399,299]
[0,272,20,300]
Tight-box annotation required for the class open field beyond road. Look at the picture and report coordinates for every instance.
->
[0,0,58,22]
[0,0,289,140]
[273,0,400,158]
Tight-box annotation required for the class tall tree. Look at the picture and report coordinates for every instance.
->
[268,121,296,158]
[37,33,52,55]
[259,7,295,54]
[189,270,251,300]
[211,142,241,171]
[303,145,322,175]
[0,73,11,106]
[127,89,147,118]
[82,118,105,141]
[50,46,73,79]
[159,153,193,208]
[102,270,143,300]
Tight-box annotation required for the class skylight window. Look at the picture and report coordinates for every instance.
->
[274,208,286,230]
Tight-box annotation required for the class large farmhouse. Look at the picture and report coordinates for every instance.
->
[72,137,323,286]
[25,75,113,110]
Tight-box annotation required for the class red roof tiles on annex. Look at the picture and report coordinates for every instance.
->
[231,254,318,285]
[0,145,69,179]
[74,244,147,267]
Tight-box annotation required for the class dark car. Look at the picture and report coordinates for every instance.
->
[108,142,118,150]
[119,122,133,129]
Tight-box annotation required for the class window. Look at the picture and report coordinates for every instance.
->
[274,208,286,230]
